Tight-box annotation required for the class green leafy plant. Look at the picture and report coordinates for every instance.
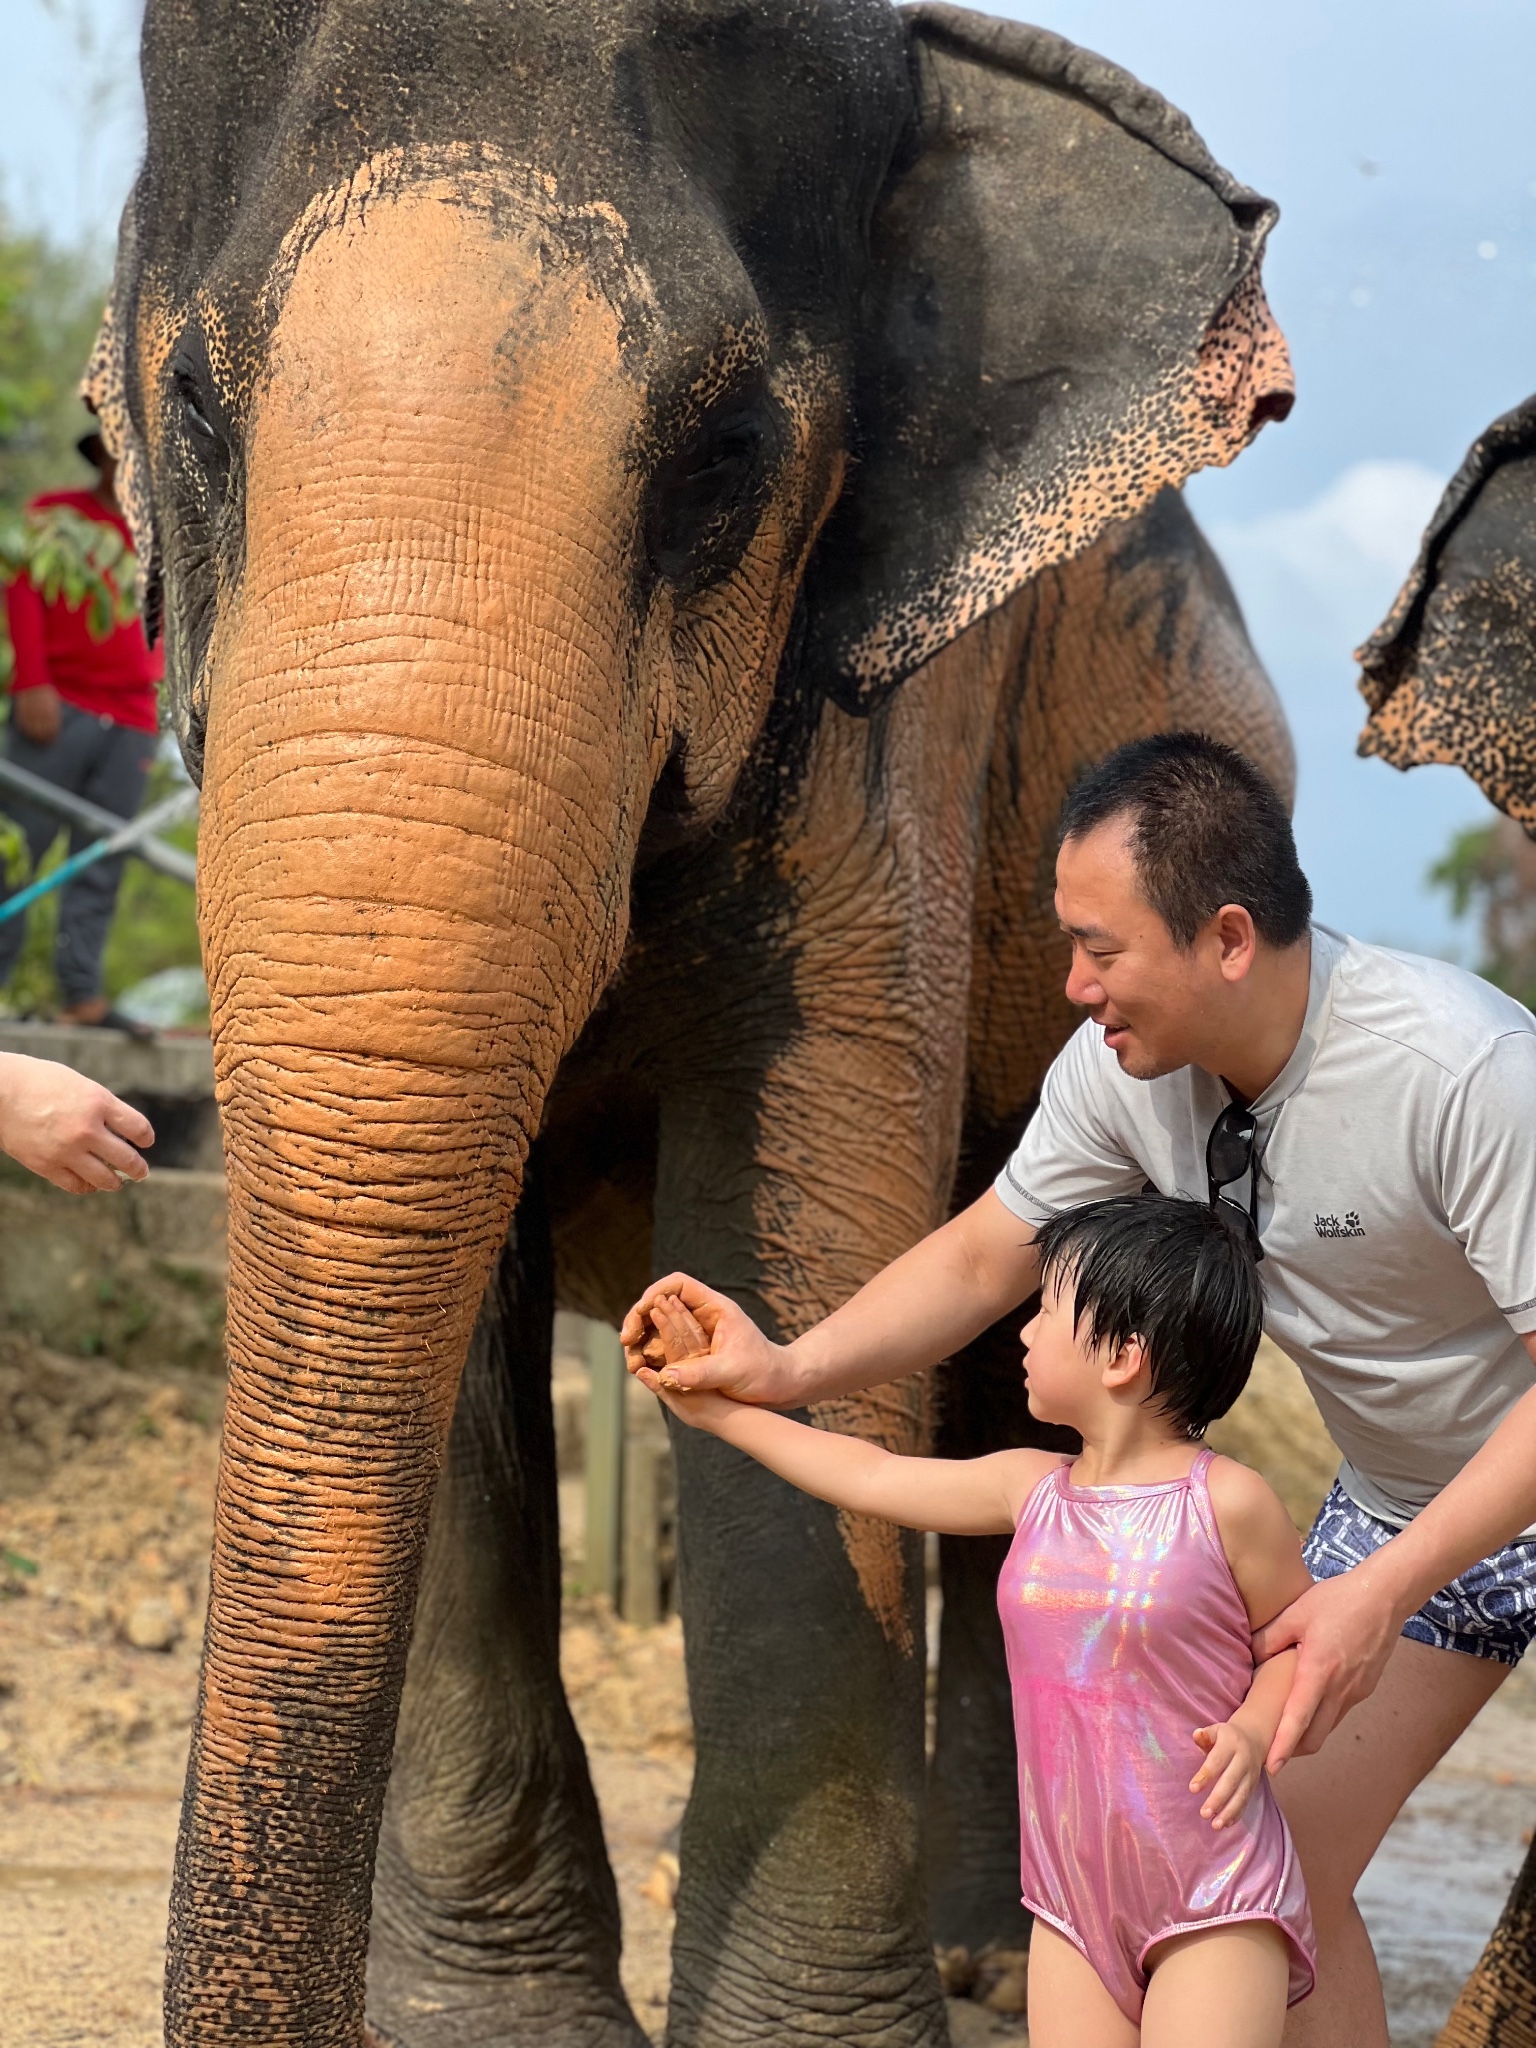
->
[0,209,196,1020]
[0,501,137,681]
[0,216,106,506]
[0,210,129,681]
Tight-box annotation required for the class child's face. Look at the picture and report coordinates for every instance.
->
[1018,1270,1102,1429]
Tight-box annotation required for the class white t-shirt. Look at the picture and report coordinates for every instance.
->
[994,924,1536,1529]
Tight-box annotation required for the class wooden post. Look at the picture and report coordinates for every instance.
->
[621,1437,664,1628]
[585,1321,625,1604]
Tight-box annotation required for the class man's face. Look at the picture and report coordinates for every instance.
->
[1055,818,1226,1079]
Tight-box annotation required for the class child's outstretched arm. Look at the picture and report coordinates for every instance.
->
[646,1295,1050,1536]
[1189,1457,1314,1829]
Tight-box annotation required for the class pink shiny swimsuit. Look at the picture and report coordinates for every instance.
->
[997,1449,1315,2020]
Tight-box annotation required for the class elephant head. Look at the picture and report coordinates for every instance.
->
[1357,393,1536,829]
[85,2,1291,2038]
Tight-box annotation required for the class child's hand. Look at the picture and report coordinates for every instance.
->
[650,1293,710,1375]
[645,1295,738,1434]
[1190,1719,1266,1830]
[628,1288,719,1390]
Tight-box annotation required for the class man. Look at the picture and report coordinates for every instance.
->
[1,429,163,1029]
[624,733,1536,2048]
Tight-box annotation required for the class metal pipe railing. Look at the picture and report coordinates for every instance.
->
[0,786,200,924]
[0,754,198,886]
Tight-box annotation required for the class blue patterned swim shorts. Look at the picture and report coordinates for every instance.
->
[1304,1480,1536,1665]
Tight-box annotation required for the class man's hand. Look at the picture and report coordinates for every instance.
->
[1190,1718,1266,1830]
[12,683,63,746]
[1252,1569,1408,1769]
[634,1292,772,1435]
[621,1273,803,1406]
[644,1294,740,1434]
[0,1052,154,1192]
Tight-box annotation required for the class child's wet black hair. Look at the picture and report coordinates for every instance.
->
[1033,1193,1264,1438]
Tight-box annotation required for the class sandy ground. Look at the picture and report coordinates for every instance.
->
[0,1345,696,2047]
[3,1342,1535,2047]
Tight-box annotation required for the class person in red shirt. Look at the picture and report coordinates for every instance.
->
[0,431,163,1027]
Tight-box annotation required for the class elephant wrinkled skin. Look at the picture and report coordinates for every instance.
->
[1359,392,1536,832]
[88,3,1295,2043]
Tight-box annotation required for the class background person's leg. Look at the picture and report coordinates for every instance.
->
[54,719,154,1014]
[0,707,93,991]
[1277,1636,1508,2048]
[1024,1923,1138,2048]
[1141,1923,1290,2048]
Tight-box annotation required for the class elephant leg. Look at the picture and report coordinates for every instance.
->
[1437,1832,1536,2048]
[367,1158,644,2048]
[648,981,950,2046]
[665,1405,934,2047]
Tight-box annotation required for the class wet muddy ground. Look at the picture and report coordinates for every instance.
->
[3,1344,1534,2046]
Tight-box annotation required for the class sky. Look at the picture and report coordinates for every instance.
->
[3,0,1534,952]
[1014,0,1536,952]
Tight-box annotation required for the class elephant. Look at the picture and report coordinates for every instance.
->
[1358,391,1536,830]
[86,2,1295,2041]
[1358,396,1536,2048]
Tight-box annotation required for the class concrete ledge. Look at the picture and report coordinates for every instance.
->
[0,1021,215,1101]
[123,1169,228,1274]
[0,1157,225,1374]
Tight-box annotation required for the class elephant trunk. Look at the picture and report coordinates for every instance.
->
[165,188,656,2044]
[169,749,616,2043]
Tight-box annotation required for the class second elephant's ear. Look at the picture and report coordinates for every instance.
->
[80,183,163,642]
[805,3,1293,712]
[1357,395,1536,831]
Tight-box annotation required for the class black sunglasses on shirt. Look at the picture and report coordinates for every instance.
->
[1206,1100,1264,1261]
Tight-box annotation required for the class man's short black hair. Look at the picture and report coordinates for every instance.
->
[1033,1192,1263,1438]
[1058,731,1312,949]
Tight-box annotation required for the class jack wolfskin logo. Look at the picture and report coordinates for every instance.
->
[1315,1211,1366,1240]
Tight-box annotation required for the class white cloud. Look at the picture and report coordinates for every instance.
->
[1205,460,1446,647]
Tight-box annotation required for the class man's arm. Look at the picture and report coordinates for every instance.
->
[621,1187,1042,1407]
[0,1052,154,1191]
[1255,1331,1536,1764]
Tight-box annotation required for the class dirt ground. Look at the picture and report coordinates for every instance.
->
[0,1341,704,2047]
[5,1338,1535,2048]
[0,1344,1016,2047]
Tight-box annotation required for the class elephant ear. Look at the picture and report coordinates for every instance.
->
[1357,395,1536,832]
[805,3,1293,712]
[80,185,163,644]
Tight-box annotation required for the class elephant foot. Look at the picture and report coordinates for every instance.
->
[665,1863,948,2048]
[364,1958,648,2048]
[665,1935,949,2048]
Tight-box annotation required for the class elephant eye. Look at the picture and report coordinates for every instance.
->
[171,355,224,458]
[645,410,772,593]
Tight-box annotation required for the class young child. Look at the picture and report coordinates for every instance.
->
[639,1192,1316,2048]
